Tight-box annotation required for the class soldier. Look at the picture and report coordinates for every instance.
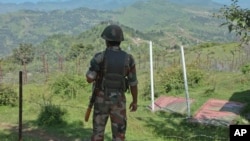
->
[85,24,138,141]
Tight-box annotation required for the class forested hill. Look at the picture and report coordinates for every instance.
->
[0,0,235,57]
[0,7,113,56]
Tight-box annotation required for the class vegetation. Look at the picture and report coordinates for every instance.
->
[1,39,250,141]
[0,0,250,141]
[0,0,236,57]
[160,64,205,94]
[48,73,88,98]
[215,0,250,44]
[0,84,18,106]
[11,43,35,65]
[37,102,67,127]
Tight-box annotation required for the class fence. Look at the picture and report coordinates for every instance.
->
[2,44,250,140]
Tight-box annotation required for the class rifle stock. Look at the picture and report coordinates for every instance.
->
[85,106,92,122]
[84,84,97,122]
[84,71,101,122]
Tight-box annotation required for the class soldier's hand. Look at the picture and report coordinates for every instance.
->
[129,102,137,112]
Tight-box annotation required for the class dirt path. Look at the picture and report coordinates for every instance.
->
[0,123,80,141]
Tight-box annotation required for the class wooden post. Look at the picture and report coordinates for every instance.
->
[0,63,2,82]
[19,71,23,141]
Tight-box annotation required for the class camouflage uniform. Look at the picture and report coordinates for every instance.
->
[86,46,138,141]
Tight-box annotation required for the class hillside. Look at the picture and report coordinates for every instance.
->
[1,1,250,140]
[0,0,236,57]
[0,8,113,56]
[115,0,234,46]
[35,21,151,61]
[1,34,250,141]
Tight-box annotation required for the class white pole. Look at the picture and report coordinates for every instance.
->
[149,41,155,112]
[180,45,191,117]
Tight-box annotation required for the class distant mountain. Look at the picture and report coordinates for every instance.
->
[0,0,147,13]
[0,0,236,57]
[1,0,249,14]
[170,0,216,5]
[212,0,250,8]
[169,0,250,8]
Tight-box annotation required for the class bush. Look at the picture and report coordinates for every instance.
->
[241,64,250,74]
[0,84,18,106]
[160,64,205,94]
[49,73,87,98]
[37,102,67,126]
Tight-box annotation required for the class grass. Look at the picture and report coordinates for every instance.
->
[1,43,250,140]
[0,86,220,140]
[1,73,248,141]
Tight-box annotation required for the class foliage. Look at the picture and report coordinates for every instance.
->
[12,43,35,65]
[241,64,250,74]
[66,43,94,60]
[37,101,67,126]
[141,83,153,100]
[48,73,87,98]
[215,0,250,44]
[196,42,221,49]
[160,64,205,94]
[0,84,18,106]
[0,0,235,57]
[1,42,250,140]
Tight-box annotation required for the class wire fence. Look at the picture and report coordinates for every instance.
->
[3,44,249,140]
[9,98,230,141]
[0,87,231,141]
[0,67,236,141]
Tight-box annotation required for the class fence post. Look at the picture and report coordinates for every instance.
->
[149,41,155,112]
[19,71,23,141]
[180,46,191,118]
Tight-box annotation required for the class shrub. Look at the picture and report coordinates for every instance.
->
[141,84,160,100]
[160,64,205,94]
[241,64,250,74]
[0,84,18,106]
[49,73,87,98]
[37,102,67,126]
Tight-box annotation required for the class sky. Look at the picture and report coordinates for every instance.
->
[0,0,69,3]
[0,0,249,6]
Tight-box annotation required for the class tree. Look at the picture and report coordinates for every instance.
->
[12,43,35,65]
[66,43,93,60]
[215,0,250,44]
[12,43,35,83]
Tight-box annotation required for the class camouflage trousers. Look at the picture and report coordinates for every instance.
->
[91,90,127,141]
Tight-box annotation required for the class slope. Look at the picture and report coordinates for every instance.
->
[0,0,235,57]
[115,0,235,46]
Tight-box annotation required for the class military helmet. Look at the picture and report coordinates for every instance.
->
[101,24,124,42]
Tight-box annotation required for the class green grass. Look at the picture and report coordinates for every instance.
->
[1,42,250,140]
[0,83,225,140]
[1,74,248,141]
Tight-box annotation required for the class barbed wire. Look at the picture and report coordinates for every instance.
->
[16,100,230,141]
[0,72,237,141]
[23,99,87,110]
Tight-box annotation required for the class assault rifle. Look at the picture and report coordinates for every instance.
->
[85,53,104,122]
[84,83,97,122]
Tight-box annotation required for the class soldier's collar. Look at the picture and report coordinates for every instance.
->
[107,46,121,50]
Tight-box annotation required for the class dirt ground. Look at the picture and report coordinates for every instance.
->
[0,123,84,141]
